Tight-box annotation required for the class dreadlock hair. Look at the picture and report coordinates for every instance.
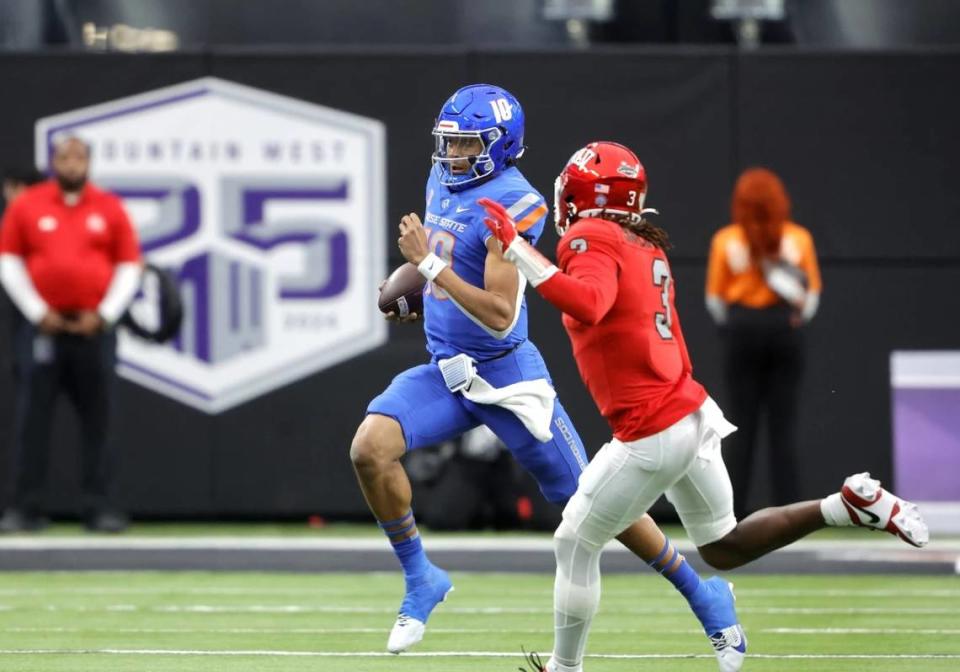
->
[604,212,673,251]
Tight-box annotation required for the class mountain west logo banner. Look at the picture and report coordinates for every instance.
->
[36,78,387,413]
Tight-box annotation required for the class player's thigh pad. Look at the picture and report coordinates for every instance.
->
[366,364,476,451]
[469,341,589,504]
[562,414,701,548]
[473,397,587,505]
[664,426,738,546]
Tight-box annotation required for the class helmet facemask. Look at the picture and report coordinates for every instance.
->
[554,174,578,236]
[432,123,504,189]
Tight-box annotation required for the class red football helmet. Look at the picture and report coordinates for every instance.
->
[553,141,652,235]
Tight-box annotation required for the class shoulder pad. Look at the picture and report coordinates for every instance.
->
[557,218,624,268]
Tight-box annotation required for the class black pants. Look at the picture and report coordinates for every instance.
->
[0,290,22,380]
[9,322,118,513]
[722,306,805,519]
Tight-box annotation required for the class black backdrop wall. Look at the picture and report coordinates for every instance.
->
[0,47,957,517]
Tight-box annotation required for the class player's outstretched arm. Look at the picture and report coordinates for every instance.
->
[479,198,618,325]
[397,211,518,334]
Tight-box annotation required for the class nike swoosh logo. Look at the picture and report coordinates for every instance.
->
[455,205,470,213]
[847,500,880,524]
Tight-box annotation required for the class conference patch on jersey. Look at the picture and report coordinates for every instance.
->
[35,77,387,413]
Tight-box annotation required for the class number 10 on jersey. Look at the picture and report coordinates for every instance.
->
[423,228,455,299]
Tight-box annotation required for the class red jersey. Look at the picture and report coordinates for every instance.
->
[0,181,141,311]
[537,217,706,441]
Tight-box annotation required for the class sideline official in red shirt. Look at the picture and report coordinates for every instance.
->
[0,136,142,533]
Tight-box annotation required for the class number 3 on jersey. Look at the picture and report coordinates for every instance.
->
[652,258,673,339]
[423,228,455,299]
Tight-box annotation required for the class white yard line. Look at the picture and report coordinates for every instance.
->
[1,586,960,597]
[763,628,960,635]
[2,627,551,634]
[0,535,957,552]
[16,604,960,615]
[6,626,959,636]
[0,649,958,660]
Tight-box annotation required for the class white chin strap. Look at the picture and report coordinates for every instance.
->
[502,237,558,288]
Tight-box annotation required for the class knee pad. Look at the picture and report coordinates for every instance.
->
[554,521,602,584]
[553,521,602,618]
[554,519,604,556]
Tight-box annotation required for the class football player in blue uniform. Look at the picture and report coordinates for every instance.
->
[350,84,743,667]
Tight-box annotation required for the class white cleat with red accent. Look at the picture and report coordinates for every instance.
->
[840,472,929,547]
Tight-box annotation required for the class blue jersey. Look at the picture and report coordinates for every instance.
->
[422,165,549,361]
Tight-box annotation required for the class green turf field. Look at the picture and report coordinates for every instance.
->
[0,571,957,671]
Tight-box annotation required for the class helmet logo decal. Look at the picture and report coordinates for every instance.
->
[570,148,597,170]
[617,162,640,178]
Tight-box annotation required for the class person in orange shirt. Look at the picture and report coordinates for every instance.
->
[705,168,821,519]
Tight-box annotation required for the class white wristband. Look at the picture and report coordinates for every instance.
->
[417,252,448,282]
[503,237,558,288]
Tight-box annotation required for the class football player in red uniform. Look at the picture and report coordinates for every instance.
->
[481,141,928,672]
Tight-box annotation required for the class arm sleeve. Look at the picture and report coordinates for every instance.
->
[536,222,622,325]
[0,254,48,324]
[97,262,143,324]
[536,252,619,325]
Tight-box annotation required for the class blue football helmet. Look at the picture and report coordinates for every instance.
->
[432,84,526,190]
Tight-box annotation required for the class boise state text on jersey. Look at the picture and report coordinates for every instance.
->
[422,164,548,361]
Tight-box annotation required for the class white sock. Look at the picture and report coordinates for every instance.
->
[820,492,852,527]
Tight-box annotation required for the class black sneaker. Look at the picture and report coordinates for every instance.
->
[85,510,130,533]
[0,508,50,533]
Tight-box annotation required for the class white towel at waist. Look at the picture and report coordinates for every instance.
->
[462,374,556,442]
[700,396,738,439]
[695,396,738,461]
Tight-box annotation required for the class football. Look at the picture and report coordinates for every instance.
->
[378,262,427,317]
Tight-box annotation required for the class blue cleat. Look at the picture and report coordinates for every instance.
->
[387,563,454,653]
[690,576,747,672]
